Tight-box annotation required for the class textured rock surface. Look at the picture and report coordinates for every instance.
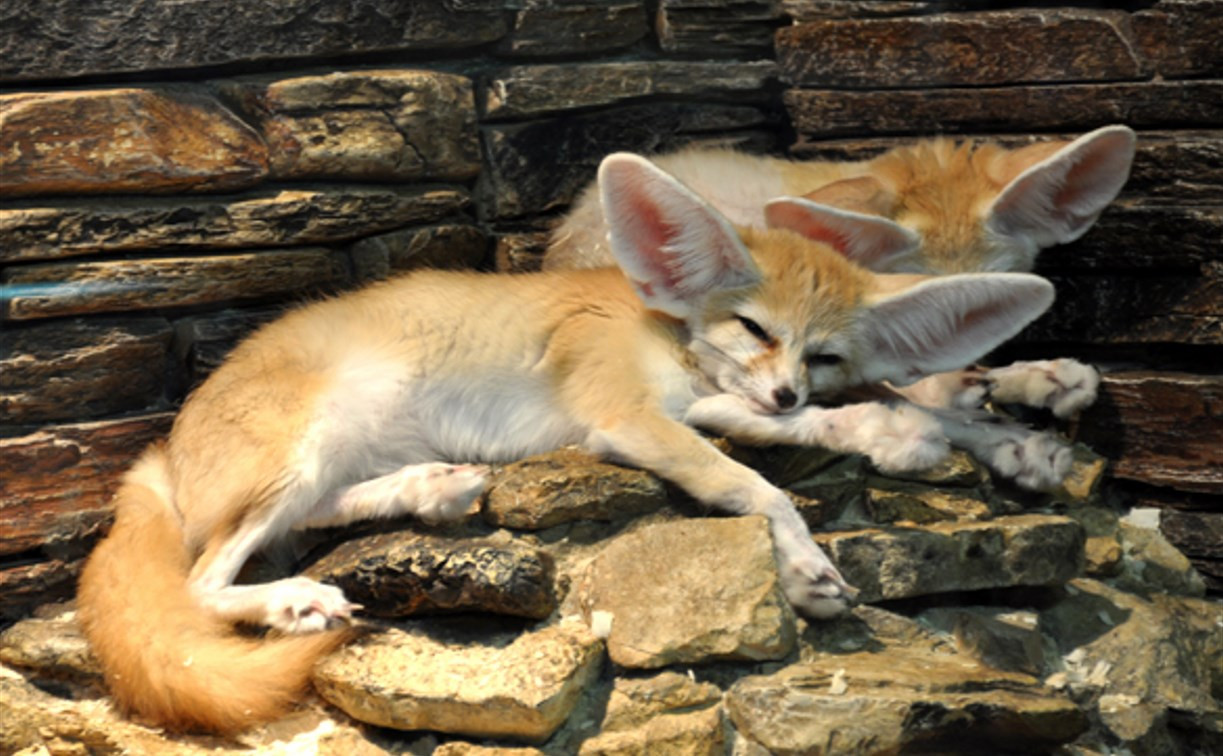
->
[656,0,784,55]
[0,0,509,83]
[1132,0,1223,78]
[348,223,489,282]
[304,530,557,620]
[482,61,777,120]
[0,89,266,197]
[0,185,469,263]
[499,1,647,58]
[1,319,173,424]
[727,644,1086,754]
[0,605,101,683]
[3,248,349,320]
[483,449,668,530]
[221,70,481,182]
[815,514,1086,602]
[314,618,603,742]
[778,10,1145,88]
[579,516,796,668]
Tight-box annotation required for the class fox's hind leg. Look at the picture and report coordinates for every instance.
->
[301,462,488,529]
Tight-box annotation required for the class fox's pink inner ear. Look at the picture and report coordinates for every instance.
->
[764,197,921,272]
[986,125,1136,249]
[599,153,760,319]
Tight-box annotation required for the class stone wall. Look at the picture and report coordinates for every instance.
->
[2,1,1223,752]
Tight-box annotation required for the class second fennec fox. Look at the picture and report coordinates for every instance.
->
[79,153,1054,735]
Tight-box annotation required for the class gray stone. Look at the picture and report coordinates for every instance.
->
[348,223,489,282]
[175,309,282,385]
[920,607,1047,677]
[483,449,668,531]
[579,516,797,668]
[1,319,173,425]
[3,248,349,321]
[0,0,509,84]
[656,0,785,56]
[303,530,558,620]
[1113,521,1207,598]
[727,647,1086,754]
[480,103,771,219]
[814,514,1085,603]
[864,487,993,525]
[0,185,470,263]
[498,2,648,58]
[314,618,603,743]
[482,60,777,120]
[0,88,266,198]
[578,671,724,755]
[778,10,1145,88]
[221,70,481,182]
[781,1,970,21]
[785,82,1223,139]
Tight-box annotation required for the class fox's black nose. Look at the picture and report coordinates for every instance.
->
[773,386,798,410]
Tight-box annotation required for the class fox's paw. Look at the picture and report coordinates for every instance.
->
[949,368,992,411]
[853,404,949,473]
[264,577,360,634]
[413,463,489,524]
[984,431,1074,492]
[987,359,1100,418]
[774,542,857,620]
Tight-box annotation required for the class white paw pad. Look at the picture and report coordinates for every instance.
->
[987,432,1074,492]
[987,359,1100,418]
[264,577,360,634]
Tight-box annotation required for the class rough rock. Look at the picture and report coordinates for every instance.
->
[1074,372,1223,493]
[483,449,668,530]
[494,231,550,273]
[814,514,1085,603]
[498,1,648,58]
[726,645,1086,754]
[303,530,557,620]
[0,559,85,624]
[1132,0,1223,79]
[781,1,972,21]
[778,10,1145,88]
[3,248,349,320]
[314,617,603,743]
[1049,444,1109,505]
[785,82,1223,138]
[1,319,173,425]
[920,607,1047,677]
[0,414,173,557]
[480,103,772,218]
[1042,579,1223,748]
[0,88,266,197]
[0,0,509,83]
[578,671,724,755]
[864,487,993,524]
[348,223,489,282]
[0,605,101,683]
[1113,520,1208,597]
[482,61,777,120]
[221,70,481,182]
[175,308,282,386]
[579,516,797,668]
[0,185,469,263]
[656,0,785,56]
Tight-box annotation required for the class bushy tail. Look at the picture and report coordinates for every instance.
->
[77,445,353,734]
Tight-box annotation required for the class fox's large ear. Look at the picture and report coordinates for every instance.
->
[857,273,1055,386]
[985,125,1136,249]
[764,196,921,272]
[600,153,761,319]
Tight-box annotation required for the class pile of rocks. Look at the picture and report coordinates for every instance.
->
[3,441,1219,754]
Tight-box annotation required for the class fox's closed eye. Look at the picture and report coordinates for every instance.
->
[735,315,773,344]
[807,353,844,367]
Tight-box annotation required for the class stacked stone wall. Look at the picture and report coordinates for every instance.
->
[1,0,1220,619]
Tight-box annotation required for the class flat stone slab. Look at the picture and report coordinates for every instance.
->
[727,647,1086,753]
[0,185,469,263]
[579,516,796,669]
[314,618,603,743]
[0,88,266,197]
[483,449,668,531]
[814,514,1086,603]
[303,531,557,620]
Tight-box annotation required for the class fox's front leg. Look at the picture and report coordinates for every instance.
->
[897,359,1100,418]
[586,413,856,619]
[685,394,949,473]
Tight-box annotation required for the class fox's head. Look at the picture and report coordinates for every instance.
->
[764,125,1136,275]
[599,153,1056,412]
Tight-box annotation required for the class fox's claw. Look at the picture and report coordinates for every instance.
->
[264,577,359,633]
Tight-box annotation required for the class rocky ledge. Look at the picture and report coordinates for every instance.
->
[2,442,1220,755]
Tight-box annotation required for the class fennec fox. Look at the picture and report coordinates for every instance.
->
[545,126,1136,486]
[79,153,1053,734]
